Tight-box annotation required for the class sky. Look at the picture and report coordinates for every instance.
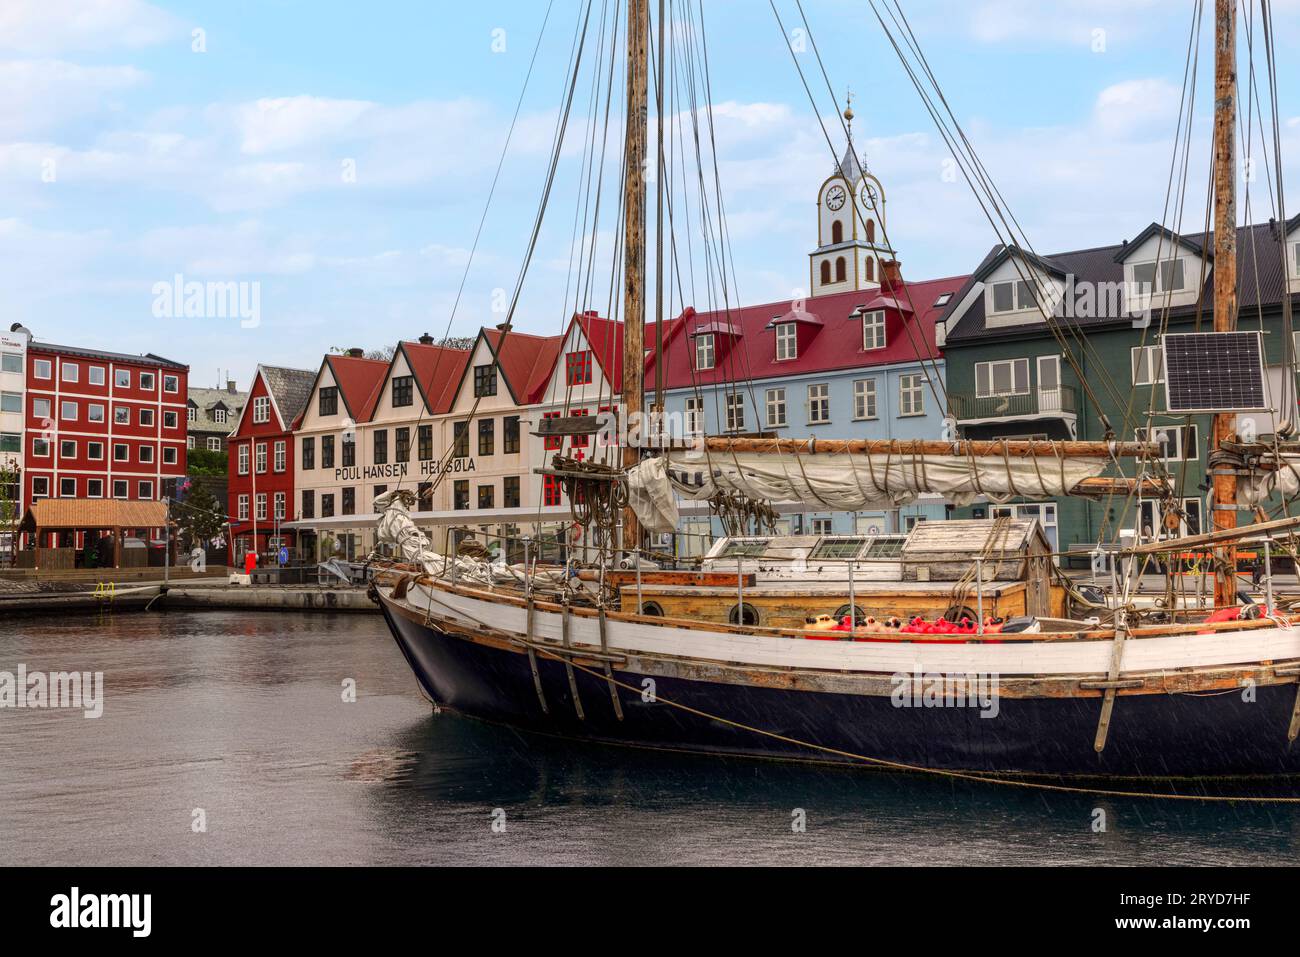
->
[2,0,1300,391]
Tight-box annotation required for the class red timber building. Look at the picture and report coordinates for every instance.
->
[22,340,189,548]
[226,364,316,559]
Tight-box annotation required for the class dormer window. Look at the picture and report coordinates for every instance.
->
[775,322,797,361]
[1132,258,1186,294]
[989,279,1038,314]
[695,333,715,371]
[213,409,228,425]
[862,310,886,350]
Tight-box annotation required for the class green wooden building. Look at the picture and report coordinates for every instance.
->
[938,216,1300,560]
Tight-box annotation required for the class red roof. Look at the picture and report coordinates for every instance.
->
[326,354,389,422]
[648,276,968,389]
[482,329,563,404]
[400,341,471,414]
[574,312,624,393]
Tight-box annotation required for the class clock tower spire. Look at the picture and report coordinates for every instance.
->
[809,113,888,296]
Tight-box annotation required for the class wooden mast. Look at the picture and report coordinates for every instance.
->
[621,0,648,550]
[1212,0,1239,607]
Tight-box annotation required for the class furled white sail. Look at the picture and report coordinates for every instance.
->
[1239,457,1300,506]
[626,451,1108,533]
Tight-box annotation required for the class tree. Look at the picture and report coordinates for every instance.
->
[186,447,227,476]
[0,458,19,565]
[172,478,226,552]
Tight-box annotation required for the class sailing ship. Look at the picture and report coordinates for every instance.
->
[370,0,1300,778]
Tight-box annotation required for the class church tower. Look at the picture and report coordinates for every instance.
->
[810,97,890,296]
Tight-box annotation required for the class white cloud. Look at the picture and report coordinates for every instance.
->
[966,0,1172,47]
[233,96,375,155]
[1091,78,1183,139]
[0,0,179,55]
[0,59,145,137]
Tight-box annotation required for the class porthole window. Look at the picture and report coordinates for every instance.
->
[834,604,866,626]
[728,603,760,626]
[639,601,664,617]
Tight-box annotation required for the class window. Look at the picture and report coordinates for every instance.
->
[990,278,1038,314]
[32,476,50,498]
[695,333,715,370]
[32,437,49,456]
[478,419,494,456]
[934,292,953,308]
[88,441,104,460]
[34,358,55,379]
[862,310,886,350]
[238,444,249,474]
[341,434,355,467]
[504,476,520,508]
[113,479,128,499]
[404,426,418,462]
[775,323,797,361]
[807,383,830,425]
[139,372,155,391]
[301,490,315,520]
[238,495,250,520]
[835,257,846,283]
[453,480,470,510]
[321,435,335,468]
[207,437,221,452]
[256,493,268,521]
[321,494,334,518]
[138,480,153,499]
[473,364,497,397]
[255,442,267,473]
[0,392,19,413]
[565,351,593,386]
[899,373,925,416]
[453,422,469,458]
[853,379,878,419]
[163,410,177,429]
[139,408,154,427]
[318,386,338,417]
[811,518,834,536]
[725,392,745,432]
[60,477,76,497]
[831,219,843,244]
[373,429,388,465]
[2,352,22,374]
[187,436,195,450]
[163,374,178,393]
[1131,258,1186,295]
[212,409,227,425]
[87,479,103,498]
[391,375,414,407]
[417,482,433,511]
[61,400,77,421]
[765,388,787,428]
[114,406,129,425]
[163,446,177,465]
[1136,424,1199,461]
[684,396,703,435]
[274,492,286,520]
[60,439,76,458]
[975,358,1031,397]
[139,445,153,463]
[478,485,494,509]
[1132,345,1164,385]
[252,396,270,423]
[62,362,79,383]
[543,474,562,506]
[342,487,355,516]
[32,397,51,419]
[504,416,520,454]
[302,436,315,470]
[114,443,129,462]
[820,261,831,285]
[187,406,197,423]
[274,440,286,472]
[114,369,130,388]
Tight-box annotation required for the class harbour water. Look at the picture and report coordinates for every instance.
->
[3,610,1300,866]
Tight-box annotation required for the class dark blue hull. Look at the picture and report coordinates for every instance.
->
[380,599,1300,778]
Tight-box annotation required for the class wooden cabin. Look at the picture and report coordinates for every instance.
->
[615,519,1064,628]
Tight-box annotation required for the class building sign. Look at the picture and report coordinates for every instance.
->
[334,463,408,481]
[419,459,476,475]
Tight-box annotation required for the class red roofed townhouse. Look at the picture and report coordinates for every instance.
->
[227,364,316,562]
[21,336,188,550]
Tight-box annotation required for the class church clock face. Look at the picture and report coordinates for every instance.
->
[861,182,879,208]
[825,185,846,211]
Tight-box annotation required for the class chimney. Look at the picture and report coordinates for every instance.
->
[226,378,237,393]
[418,332,434,345]
[880,259,902,290]
[346,347,365,358]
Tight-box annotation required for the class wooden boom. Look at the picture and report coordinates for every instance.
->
[703,437,1156,458]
